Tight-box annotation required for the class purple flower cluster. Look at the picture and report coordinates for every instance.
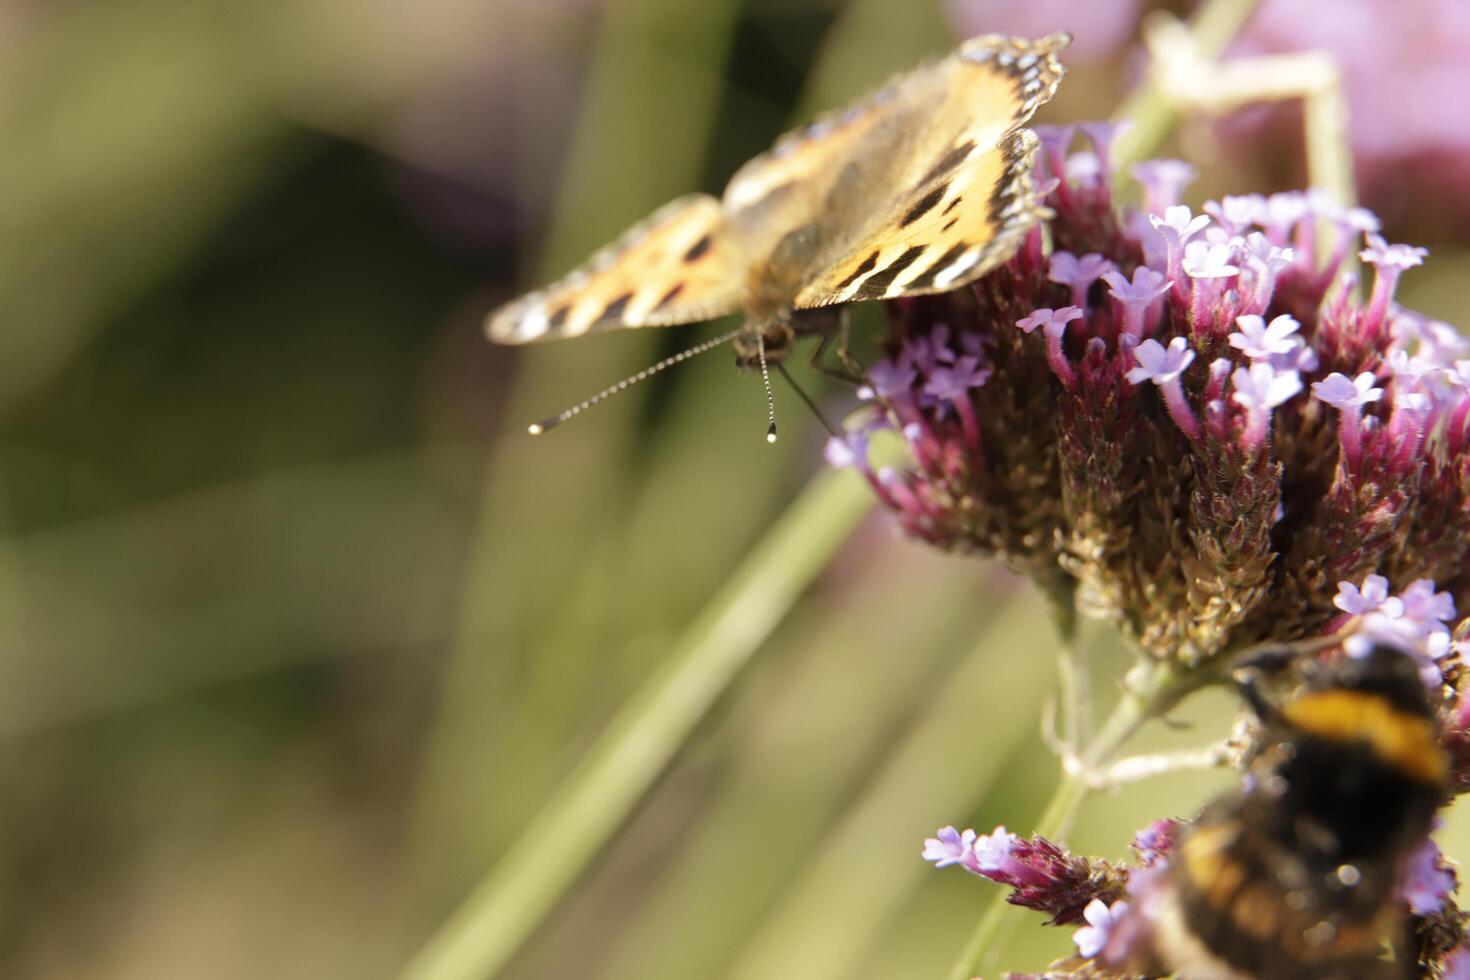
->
[1333,573,1458,683]
[827,124,1470,664]
[921,825,1123,925]
[928,813,1464,974]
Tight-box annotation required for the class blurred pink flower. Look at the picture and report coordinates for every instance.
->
[1238,0,1470,220]
[945,0,1141,62]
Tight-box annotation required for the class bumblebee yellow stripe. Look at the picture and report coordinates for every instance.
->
[1281,689,1447,786]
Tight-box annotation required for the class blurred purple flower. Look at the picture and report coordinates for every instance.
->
[1128,337,1195,385]
[868,357,916,398]
[1447,945,1470,980]
[1334,574,1401,618]
[1397,837,1455,916]
[1313,372,1383,410]
[1132,160,1197,216]
[1238,0,1470,219]
[924,824,1123,926]
[1074,899,1129,958]
[1130,819,1179,867]
[1049,251,1115,308]
[824,433,868,470]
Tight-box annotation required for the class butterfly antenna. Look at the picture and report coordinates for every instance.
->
[774,363,842,439]
[527,327,742,435]
[757,333,778,443]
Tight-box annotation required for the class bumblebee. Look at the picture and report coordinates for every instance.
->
[1144,644,1448,979]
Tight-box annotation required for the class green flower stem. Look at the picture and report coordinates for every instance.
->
[946,657,1206,980]
[397,470,874,980]
[1113,0,1262,169]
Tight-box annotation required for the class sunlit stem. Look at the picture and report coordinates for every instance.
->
[1082,740,1232,790]
[1112,0,1263,168]
[948,657,1212,980]
[1052,620,1096,751]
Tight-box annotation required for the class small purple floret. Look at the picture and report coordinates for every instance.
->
[1230,314,1305,361]
[1398,837,1454,916]
[922,825,978,869]
[1049,251,1115,307]
[1127,337,1195,385]
[1333,574,1401,618]
[1073,898,1129,959]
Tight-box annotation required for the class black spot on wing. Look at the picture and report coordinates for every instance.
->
[920,139,976,187]
[834,250,880,291]
[856,245,927,296]
[900,183,948,228]
[941,218,958,232]
[683,235,712,263]
[942,196,962,216]
[599,292,635,323]
[653,283,684,311]
[905,242,969,290]
[548,305,570,330]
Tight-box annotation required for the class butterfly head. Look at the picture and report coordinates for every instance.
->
[732,317,796,370]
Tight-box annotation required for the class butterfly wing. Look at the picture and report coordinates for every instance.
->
[486,194,745,343]
[788,34,1067,309]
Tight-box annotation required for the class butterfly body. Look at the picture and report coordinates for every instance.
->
[487,33,1071,368]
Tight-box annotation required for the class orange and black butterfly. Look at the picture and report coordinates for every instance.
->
[486,34,1070,434]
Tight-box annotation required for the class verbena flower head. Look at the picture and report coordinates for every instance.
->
[924,824,1125,925]
[829,124,1470,665]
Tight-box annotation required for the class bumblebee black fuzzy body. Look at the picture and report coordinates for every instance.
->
[1149,646,1447,980]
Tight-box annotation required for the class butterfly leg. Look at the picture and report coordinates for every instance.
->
[799,307,865,387]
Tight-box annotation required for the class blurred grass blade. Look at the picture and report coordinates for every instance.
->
[410,0,744,886]
[398,470,874,980]
[726,591,1057,980]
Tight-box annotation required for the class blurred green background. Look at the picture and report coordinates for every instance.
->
[3,0,1469,977]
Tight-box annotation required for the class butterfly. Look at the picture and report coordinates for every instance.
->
[487,33,1070,434]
